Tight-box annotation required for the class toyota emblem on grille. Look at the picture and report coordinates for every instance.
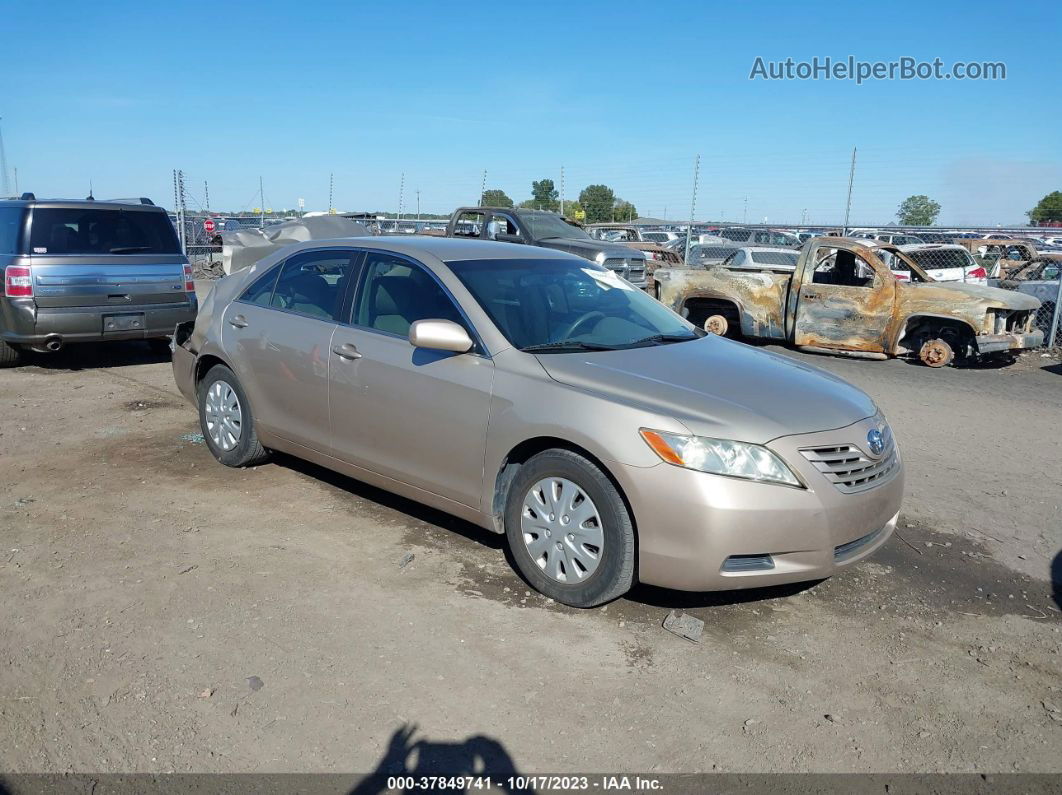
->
[867,428,885,456]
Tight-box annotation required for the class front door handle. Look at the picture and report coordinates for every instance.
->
[802,291,820,300]
[332,343,362,360]
[228,314,249,328]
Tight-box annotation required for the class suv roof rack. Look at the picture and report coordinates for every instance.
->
[101,197,156,206]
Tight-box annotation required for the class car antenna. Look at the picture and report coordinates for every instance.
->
[87,179,94,201]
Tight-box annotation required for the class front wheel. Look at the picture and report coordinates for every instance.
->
[504,449,635,607]
[197,364,269,467]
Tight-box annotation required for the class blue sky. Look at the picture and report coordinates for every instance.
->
[2,0,1059,225]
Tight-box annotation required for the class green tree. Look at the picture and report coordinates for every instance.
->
[531,178,560,211]
[562,200,585,223]
[579,184,616,223]
[896,194,941,225]
[481,188,513,208]
[613,200,638,222]
[1027,191,1062,224]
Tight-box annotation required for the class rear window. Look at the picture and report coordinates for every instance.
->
[29,207,181,255]
[906,249,973,271]
[0,206,25,254]
[750,251,798,267]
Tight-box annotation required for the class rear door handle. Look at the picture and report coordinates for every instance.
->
[228,314,249,328]
[332,343,362,360]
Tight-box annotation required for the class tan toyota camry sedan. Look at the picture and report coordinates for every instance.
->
[172,237,903,607]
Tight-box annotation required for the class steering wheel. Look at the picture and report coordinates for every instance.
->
[555,311,605,342]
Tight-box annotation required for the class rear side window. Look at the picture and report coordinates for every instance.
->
[29,208,181,255]
[0,207,25,254]
[270,250,355,320]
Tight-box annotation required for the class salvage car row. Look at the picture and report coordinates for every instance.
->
[0,194,1052,609]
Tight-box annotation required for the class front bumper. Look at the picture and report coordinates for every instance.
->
[611,415,904,591]
[975,330,1043,354]
[0,298,198,345]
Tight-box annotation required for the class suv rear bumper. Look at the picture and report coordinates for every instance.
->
[0,298,198,345]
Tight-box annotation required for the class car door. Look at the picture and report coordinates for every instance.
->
[792,244,894,353]
[327,251,495,509]
[222,248,358,453]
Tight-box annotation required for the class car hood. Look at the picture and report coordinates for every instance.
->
[536,336,877,444]
[904,281,1040,309]
[539,238,645,261]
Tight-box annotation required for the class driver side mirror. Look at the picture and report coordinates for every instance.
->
[408,319,473,353]
[495,232,523,244]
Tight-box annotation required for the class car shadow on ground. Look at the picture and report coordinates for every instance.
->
[351,724,528,795]
[1042,361,1062,376]
[18,340,171,371]
[624,579,819,610]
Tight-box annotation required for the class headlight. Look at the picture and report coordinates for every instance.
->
[640,429,802,487]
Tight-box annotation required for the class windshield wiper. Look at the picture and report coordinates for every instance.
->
[627,333,701,347]
[109,246,153,253]
[521,340,619,353]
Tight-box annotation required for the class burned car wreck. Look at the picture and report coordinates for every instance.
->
[654,237,1043,367]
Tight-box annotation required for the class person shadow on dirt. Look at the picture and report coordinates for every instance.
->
[351,723,530,795]
[1052,547,1062,612]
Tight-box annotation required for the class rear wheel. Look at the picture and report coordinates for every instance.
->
[0,339,23,368]
[703,314,729,335]
[197,364,269,467]
[504,450,635,608]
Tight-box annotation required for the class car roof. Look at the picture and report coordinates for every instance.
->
[898,243,964,252]
[0,198,163,211]
[737,246,799,255]
[275,235,581,263]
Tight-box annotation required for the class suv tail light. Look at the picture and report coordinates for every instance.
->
[183,264,195,292]
[966,266,987,280]
[5,265,33,298]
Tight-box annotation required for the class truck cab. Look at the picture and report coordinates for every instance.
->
[445,207,647,288]
[654,237,1043,367]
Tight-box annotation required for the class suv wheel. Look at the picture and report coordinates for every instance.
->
[0,340,23,368]
[504,449,635,607]
[197,364,269,467]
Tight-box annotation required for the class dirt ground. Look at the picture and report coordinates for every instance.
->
[0,337,1060,776]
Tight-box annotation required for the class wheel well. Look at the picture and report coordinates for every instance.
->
[194,354,229,390]
[683,296,741,326]
[898,315,976,355]
[491,437,638,550]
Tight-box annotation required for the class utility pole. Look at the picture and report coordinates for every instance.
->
[204,181,210,212]
[416,189,421,223]
[328,172,335,215]
[259,176,265,229]
[480,169,487,205]
[842,146,857,236]
[13,167,17,195]
[175,170,187,253]
[800,208,807,225]
[560,166,565,215]
[397,172,405,223]
[684,154,700,265]
[0,117,9,196]
[743,196,748,225]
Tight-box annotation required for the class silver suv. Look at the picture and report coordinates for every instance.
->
[0,195,198,366]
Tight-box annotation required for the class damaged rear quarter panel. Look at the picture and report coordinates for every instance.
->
[657,266,790,339]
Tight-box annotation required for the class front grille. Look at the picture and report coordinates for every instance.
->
[799,426,897,494]
[602,257,647,285]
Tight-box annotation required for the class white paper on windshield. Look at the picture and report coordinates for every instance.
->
[582,267,635,291]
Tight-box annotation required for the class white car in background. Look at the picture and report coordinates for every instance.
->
[895,244,988,285]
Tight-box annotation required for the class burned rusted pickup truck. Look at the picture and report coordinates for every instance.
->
[654,237,1043,367]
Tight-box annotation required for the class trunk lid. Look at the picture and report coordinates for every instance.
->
[28,254,189,308]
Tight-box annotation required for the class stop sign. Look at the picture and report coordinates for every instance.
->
[203,219,216,234]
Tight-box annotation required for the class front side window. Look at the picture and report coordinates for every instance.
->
[28,208,180,255]
[811,248,878,288]
[269,250,354,320]
[0,207,25,254]
[355,254,464,337]
[448,258,699,351]
[486,214,519,240]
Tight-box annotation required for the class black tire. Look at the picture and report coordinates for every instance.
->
[197,364,269,467]
[504,449,635,608]
[0,339,23,368]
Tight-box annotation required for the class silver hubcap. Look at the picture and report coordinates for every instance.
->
[204,380,242,452]
[520,477,603,584]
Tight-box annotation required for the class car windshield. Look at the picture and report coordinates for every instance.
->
[905,249,974,271]
[29,208,181,255]
[521,213,591,240]
[447,258,700,351]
